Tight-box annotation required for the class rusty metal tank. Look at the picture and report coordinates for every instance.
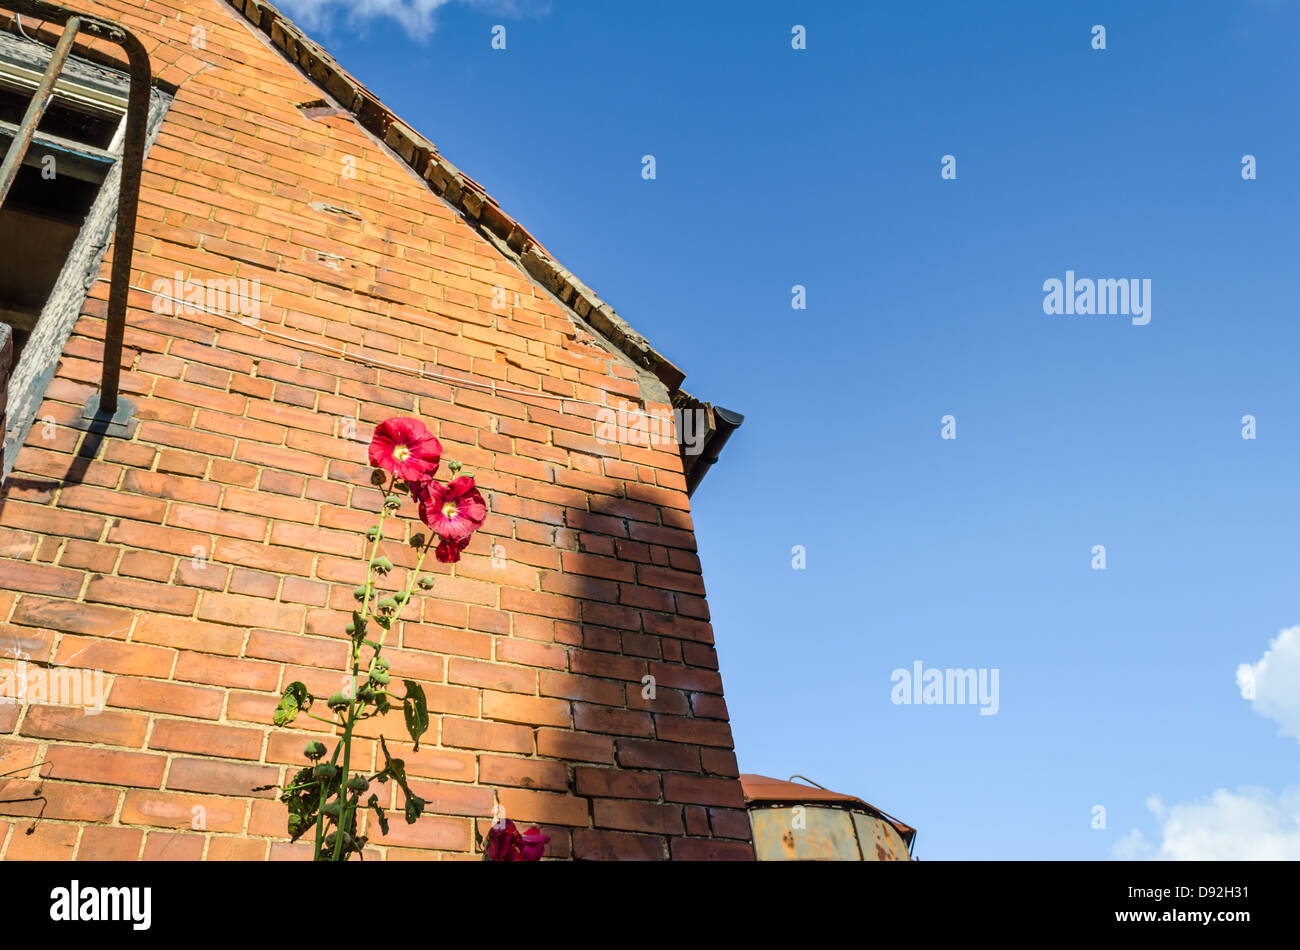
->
[740,774,916,861]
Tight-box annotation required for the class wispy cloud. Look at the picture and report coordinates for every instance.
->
[1114,624,1300,859]
[275,0,543,41]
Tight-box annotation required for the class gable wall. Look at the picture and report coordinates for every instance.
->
[0,0,752,860]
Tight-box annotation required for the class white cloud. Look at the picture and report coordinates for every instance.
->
[1237,624,1300,742]
[275,0,537,40]
[1114,787,1300,860]
[1113,623,1300,860]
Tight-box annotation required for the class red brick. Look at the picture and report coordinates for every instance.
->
[572,829,665,861]
[77,826,144,860]
[166,758,279,798]
[43,746,168,788]
[663,774,745,808]
[4,820,78,859]
[86,574,197,615]
[478,755,567,791]
[141,832,208,860]
[616,738,700,772]
[149,719,263,760]
[52,636,174,677]
[0,561,82,598]
[198,592,303,632]
[669,837,754,861]
[574,703,654,738]
[497,787,590,826]
[20,705,148,747]
[121,790,246,834]
[593,799,684,835]
[537,728,613,764]
[482,691,571,728]
[109,677,224,719]
[135,614,244,656]
[575,767,661,800]
[442,718,532,755]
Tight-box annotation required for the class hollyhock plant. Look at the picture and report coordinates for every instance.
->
[479,819,550,862]
[262,416,488,861]
[368,416,442,482]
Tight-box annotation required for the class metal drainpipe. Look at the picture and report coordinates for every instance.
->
[685,406,744,497]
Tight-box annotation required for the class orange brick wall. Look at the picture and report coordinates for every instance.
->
[0,0,752,860]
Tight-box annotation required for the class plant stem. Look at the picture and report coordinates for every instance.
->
[321,474,393,861]
[331,536,433,860]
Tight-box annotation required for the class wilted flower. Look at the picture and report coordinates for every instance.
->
[435,536,470,564]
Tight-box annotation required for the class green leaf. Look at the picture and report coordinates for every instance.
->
[274,682,311,727]
[350,610,368,642]
[281,766,320,842]
[367,793,390,836]
[402,681,429,751]
[385,756,408,789]
[378,735,424,825]
[404,792,427,824]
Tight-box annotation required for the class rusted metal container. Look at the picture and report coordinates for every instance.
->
[740,774,916,861]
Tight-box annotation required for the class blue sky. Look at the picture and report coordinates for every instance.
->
[278,0,1300,859]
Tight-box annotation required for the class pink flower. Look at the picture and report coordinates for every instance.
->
[368,418,442,482]
[418,476,486,542]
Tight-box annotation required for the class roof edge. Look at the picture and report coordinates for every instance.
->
[223,0,686,393]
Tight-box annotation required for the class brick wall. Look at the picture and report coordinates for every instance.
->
[0,0,752,860]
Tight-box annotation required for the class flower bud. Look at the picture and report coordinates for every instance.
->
[417,575,434,590]
[303,740,327,760]
[370,469,386,486]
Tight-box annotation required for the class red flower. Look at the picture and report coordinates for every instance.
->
[485,820,520,861]
[368,417,442,482]
[418,476,486,541]
[435,536,470,564]
[483,819,548,861]
[517,826,550,861]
